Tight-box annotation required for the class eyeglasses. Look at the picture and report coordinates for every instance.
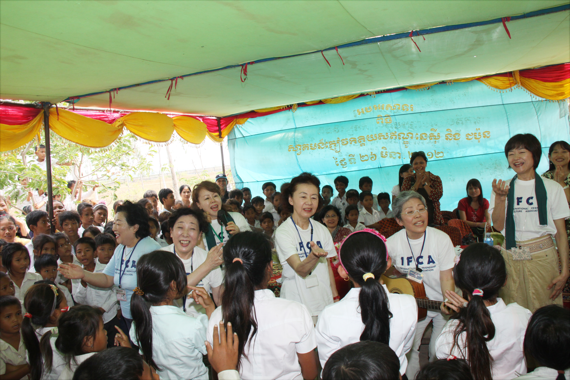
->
[403,208,428,217]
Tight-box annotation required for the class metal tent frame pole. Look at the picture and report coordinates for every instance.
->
[42,102,55,234]
[218,118,225,175]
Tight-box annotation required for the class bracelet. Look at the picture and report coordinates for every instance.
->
[333,296,340,301]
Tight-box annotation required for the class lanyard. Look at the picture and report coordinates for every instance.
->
[291,217,313,259]
[406,231,426,272]
[118,239,141,288]
[210,224,224,243]
[173,246,193,313]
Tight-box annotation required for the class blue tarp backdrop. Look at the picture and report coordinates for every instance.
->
[229,81,569,212]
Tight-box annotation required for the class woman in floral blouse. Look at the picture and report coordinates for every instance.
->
[401,151,444,225]
[542,140,570,304]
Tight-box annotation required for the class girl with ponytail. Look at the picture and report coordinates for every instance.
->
[207,231,319,380]
[436,243,532,380]
[316,229,417,378]
[129,250,212,380]
[21,281,68,380]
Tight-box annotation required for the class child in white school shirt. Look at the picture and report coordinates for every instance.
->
[516,305,570,380]
[357,192,382,229]
[130,251,210,380]
[208,232,319,380]
[316,229,417,376]
[436,243,531,380]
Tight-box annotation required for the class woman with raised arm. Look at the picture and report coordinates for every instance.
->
[58,201,161,333]
[491,134,569,312]
[274,173,339,323]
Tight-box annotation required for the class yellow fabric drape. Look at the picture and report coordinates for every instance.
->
[49,108,122,148]
[207,118,248,143]
[114,112,174,143]
[321,95,360,104]
[172,116,208,144]
[0,111,44,152]
[254,106,289,113]
[405,82,439,90]
[477,76,516,90]
[519,77,570,101]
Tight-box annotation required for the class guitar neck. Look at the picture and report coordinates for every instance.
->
[416,298,442,311]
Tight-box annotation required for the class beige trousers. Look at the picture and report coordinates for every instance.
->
[500,235,562,312]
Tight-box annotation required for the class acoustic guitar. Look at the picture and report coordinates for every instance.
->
[381,270,443,321]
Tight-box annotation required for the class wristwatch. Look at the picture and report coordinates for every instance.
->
[424,182,428,187]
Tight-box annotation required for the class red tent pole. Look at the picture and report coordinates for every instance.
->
[218,118,225,176]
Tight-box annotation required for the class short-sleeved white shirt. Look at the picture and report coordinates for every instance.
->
[13,272,43,311]
[516,367,570,379]
[207,212,251,250]
[274,218,336,316]
[130,305,208,380]
[36,327,65,380]
[392,184,401,199]
[358,208,382,226]
[343,222,366,232]
[386,227,455,301]
[489,177,570,241]
[207,289,316,380]
[316,286,418,375]
[436,298,531,379]
[332,195,348,219]
[0,336,29,379]
[160,244,224,317]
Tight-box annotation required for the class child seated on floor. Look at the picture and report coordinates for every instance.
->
[244,205,261,231]
[343,205,365,232]
[377,192,392,219]
[358,191,382,229]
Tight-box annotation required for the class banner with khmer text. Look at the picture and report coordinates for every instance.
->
[228,81,569,211]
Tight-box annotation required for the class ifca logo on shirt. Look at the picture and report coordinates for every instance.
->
[516,196,535,206]
[299,241,323,252]
[401,256,435,266]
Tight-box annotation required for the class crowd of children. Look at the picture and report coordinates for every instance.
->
[0,135,569,379]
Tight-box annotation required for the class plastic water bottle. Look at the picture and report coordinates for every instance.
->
[484,232,494,247]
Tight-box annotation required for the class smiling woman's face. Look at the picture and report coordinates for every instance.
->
[196,189,222,219]
[112,212,138,247]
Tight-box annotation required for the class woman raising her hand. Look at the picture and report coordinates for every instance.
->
[274,173,339,324]
[401,151,444,226]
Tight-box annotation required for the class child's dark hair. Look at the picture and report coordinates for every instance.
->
[359,191,373,202]
[131,250,187,371]
[241,187,251,193]
[74,237,97,252]
[0,295,21,314]
[523,305,570,379]
[25,210,48,229]
[143,190,157,199]
[358,176,372,189]
[22,281,66,380]
[53,232,69,244]
[32,234,56,252]
[58,211,81,227]
[160,220,169,239]
[377,192,390,203]
[346,189,359,201]
[504,133,542,170]
[158,188,174,205]
[334,175,349,187]
[226,199,242,211]
[34,254,58,273]
[103,222,115,237]
[77,202,93,217]
[260,212,274,223]
[2,242,29,272]
[0,238,6,252]
[340,232,392,344]
[416,359,474,380]
[82,226,101,238]
[466,179,484,205]
[548,141,570,171]
[222,231,272,370]
[322,185,334,196]
[322,341,400,380]
[94,233,116,249]
[0,212,17,227]
[281,173,321,213]
[251,196,264,206]
[55,305,103,368]
[148,216,160,231]
[228,189,243,199]
[72,347,144,380]
[451,243,506,380]
[243,205,256,215]
[262,182,276,191]
[344,205,360,224]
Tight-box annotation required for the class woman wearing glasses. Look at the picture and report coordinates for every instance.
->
[386,191,456,379]
[401,151,444,225]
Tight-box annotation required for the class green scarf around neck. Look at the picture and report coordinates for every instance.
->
[505,173,548,250]
[204,210,234,250]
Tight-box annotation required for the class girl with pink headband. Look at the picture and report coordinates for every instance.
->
[316,228,418,378]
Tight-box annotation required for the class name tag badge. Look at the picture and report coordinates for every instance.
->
[407,269,424,284]
[116,289,127,302]
[305,273,319,288]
